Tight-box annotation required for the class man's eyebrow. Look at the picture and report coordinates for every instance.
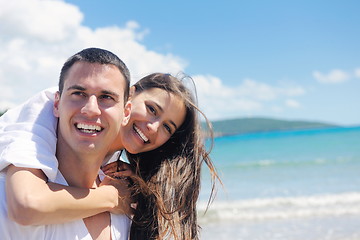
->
[67,85,120,98]
[67,85,85,91]
[101,90,120,98]
[154,102,178,130]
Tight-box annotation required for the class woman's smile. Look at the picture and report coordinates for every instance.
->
[133,124,149,143]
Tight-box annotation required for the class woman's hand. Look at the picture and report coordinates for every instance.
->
[100,176,134,215]
[101,160,133,179]
[101,161,136,216]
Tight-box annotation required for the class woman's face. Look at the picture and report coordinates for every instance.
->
[119,87,186,154]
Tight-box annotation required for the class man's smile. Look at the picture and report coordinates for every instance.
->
[76,123,103,134]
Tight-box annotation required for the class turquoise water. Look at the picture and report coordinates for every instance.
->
[199,126,360,240]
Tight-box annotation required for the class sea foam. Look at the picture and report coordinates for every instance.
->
[198,192,360,223]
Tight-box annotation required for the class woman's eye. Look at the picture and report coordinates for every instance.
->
[147,105,156,115]
[164,124,172,134]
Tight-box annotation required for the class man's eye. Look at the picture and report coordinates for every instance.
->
[72,91,85,97]
[100,95,114,101]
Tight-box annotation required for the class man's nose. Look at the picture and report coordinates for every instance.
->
[81,95,101,116]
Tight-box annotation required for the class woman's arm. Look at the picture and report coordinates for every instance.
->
[5,165,132,226]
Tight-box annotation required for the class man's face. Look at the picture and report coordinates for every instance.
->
[53,61,126,157]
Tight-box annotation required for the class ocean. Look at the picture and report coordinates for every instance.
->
[198,126,360,240]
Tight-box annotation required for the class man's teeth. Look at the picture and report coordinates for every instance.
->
[77,123,102,133]
[134,125,149,143]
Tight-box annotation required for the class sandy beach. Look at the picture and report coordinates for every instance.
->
[200,214,360,240]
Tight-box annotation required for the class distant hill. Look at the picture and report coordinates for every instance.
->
[206,117,339,137]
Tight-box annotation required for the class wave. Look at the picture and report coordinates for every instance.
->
[198,192,360,223]
[223,156,357,170]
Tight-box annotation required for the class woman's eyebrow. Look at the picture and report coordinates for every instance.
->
[169,120,178,130]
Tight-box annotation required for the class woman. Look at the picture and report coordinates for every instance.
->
[121,73,218,240]
[1,73,219,239]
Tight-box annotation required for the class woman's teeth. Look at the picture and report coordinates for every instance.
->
[134,125,149,143]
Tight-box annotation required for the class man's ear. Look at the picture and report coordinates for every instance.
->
[122,101,132,126]
[53,91,60,117]
[128,86,136,99]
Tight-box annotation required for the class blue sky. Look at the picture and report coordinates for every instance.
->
[0,0,359,125]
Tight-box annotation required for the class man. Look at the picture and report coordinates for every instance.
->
[0,48,131,239]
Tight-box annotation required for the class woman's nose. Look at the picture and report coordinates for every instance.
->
[147,120,160,133]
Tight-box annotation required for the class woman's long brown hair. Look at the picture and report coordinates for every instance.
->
[126,73,220,240]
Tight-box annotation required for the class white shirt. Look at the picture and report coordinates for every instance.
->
[0,169,130,240]
[0,88,130,239]
[0,87,58,181]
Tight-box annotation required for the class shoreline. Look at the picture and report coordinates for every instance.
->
[212,125,360,139]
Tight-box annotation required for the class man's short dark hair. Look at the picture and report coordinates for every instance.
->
[58,48,130,101]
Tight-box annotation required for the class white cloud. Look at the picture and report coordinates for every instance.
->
[0,0,307,121]
[0,0,187,110]
[354,68,360,78]
[285,99,301,108]
[313,69,349,84]
[270,105,283,113]
[192,75,305,120]
[237,79,277,101]
[0,0,83,42]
